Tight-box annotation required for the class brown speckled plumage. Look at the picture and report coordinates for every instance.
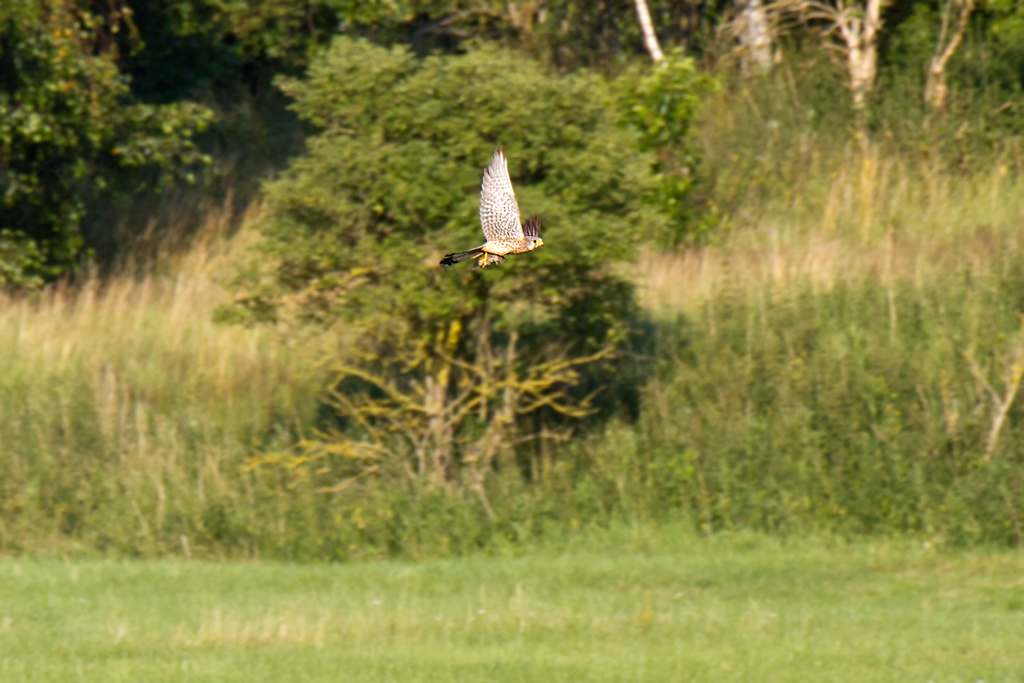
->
[440,148,545,269]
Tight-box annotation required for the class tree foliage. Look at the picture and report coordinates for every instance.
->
[0,0,214,285]
[222,37,709,492]
[620,49,717,244]
[231,37,665,338]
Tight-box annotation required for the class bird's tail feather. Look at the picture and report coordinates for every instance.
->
[440,248,482,266]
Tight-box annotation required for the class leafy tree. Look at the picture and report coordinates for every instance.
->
[132,0,727,78]
[222,37,714,498]
[521,0,726,69]
[620,49,717,244]
[0,0,214,286]
[231,38,663,334]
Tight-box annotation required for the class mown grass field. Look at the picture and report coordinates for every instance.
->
[2,532,1023,682]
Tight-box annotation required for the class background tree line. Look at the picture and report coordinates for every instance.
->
[9,0,1024,284]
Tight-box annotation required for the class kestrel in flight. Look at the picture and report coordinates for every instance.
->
[440,148,544,269]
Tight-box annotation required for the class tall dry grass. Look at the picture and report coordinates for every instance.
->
[637,139,1024,317]
[620,120,1024,544]
[0,202,326,555]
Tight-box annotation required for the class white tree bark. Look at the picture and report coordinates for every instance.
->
[925,0,974,110]
[634,0,664,64]
[843,0,883,109]
[801,0,887,109]
[738,0,773,71]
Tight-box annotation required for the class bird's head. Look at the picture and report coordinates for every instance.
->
[522,216,543,251]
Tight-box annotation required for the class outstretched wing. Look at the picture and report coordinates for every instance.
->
[522,215,541,238]
[479,148,523,242]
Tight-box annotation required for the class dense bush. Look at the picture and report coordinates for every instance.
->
[227,38,665,333]
[217,38,704,499]
[0,0,213,285]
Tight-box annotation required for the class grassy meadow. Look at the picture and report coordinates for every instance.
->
[3,532,1024,682]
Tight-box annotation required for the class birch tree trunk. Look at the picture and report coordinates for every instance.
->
[802,0,887,109]
[739,0,773,72]
[925,0,974,110]
[847,0,883,109]
[634,0,664,64]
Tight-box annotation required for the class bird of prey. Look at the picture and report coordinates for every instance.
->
[440,148,544,269]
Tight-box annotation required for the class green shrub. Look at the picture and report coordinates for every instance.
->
[221,38,703,497]
[231,37,663,334]
[0,0,213,285]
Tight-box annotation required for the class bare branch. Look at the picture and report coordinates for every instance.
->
[263,319,615,495]
[925,0,974,110]
[964,324,1024,462]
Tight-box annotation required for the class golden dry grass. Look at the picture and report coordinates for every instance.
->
[0,202,302,387]
[635,143,1024,317]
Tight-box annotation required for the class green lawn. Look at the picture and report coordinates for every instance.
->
[2,531,1023,682]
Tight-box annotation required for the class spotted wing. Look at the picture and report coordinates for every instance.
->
[479,148,523,242]
[522,216,541,237]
